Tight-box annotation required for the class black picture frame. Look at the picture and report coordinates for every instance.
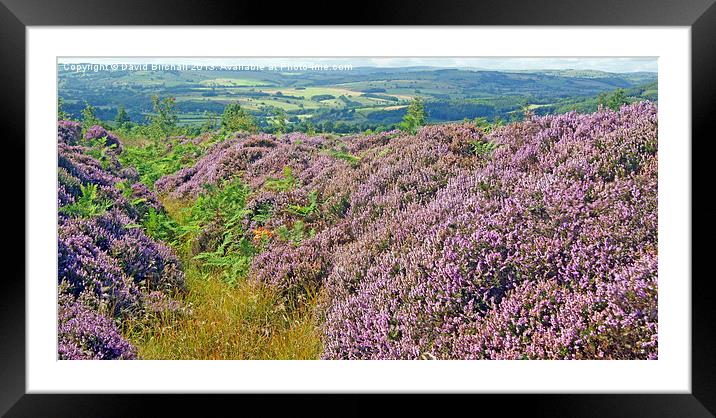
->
[2,1,713,416]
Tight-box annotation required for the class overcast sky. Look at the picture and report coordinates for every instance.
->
[58,57,657,73]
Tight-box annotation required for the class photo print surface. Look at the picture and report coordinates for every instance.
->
[56,57,658,360]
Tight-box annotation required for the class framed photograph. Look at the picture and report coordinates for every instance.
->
[4,0,713,416]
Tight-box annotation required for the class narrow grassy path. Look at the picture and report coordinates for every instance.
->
[123,199,323,360]
[125,266,322,359]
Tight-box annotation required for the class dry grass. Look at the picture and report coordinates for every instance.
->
[122,195,323,360]
[117,134,154,148]
[124,263,322,360]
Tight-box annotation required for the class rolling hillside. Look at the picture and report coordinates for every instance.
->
[58,65,657,132]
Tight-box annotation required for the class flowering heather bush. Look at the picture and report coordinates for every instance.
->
[84,125,123,153]
[154,102,658,360]
[155,132,336,198]
[59,207,186,315]
[58,216,142,317]
[58,145,154,221]
[58,291,137,360]
[319,103,658,359]
[129,182,164,216]
[58,120,82,145]
[155,133,272,198]
[57,121,186,359]
[59,143,122,187]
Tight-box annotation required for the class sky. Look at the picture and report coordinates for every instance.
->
[58,57,657,73]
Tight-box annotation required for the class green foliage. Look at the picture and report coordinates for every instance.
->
[269,107,289,135]
[201,111,219,133]
[310,94,336,101]
[83,136,118,170]
[606,89,629,111]
[470,139,500,157]
[118,138,205,188]
[519,99,531,114]
[193,231,255,286]
[264,166,297,191]
[286,191,318,218]
[376,148,391,158]
[188,178,251,225]
[251,203,273,225]
[473,117,492,133]
[59,183,111,218]
[58,97,70,120]
[399,97,427,134]
[81,102,100,130]
[597,92,607,109]
[305,121,316,136]
[141,207,181,245]
[327,148,361,167]
[598,88,630,111]
[59,67,657,134]
[181,178,252,251]
[276,220,316,247]
[114,180,134,203]
[185,179,255,286]
[221,103,257,133]
[145,95,178,140]
[115,105,131,130]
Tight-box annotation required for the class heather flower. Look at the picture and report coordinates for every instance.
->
[57,123,186,359]
[153,102,659,360]
[58,120,82,145]
[58,290,137,360]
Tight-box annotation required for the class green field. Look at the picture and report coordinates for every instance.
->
[199,78,274,87]
[58,65,657,133]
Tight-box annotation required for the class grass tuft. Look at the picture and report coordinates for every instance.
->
[123,262,322,360]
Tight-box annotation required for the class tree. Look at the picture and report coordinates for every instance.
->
[305,121,316,136]
[270,107,289,135]
[201,111,219,133]
[81,101,100,129]
[147,95,178,139]
[334,121,350,133]
[58,97,69,120]
[221,103,257,133]
[598,89,629,111]
[597,92,608,109]
[114,105,131,129]
[400,97,427,134]
[606,89,629,111]
[519,99,531,114]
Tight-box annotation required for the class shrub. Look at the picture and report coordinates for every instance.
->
[58,291,137,360]
[57,123,186,359]
[221,103,257,133]
[153,102,659,360]
[58,183,112,218]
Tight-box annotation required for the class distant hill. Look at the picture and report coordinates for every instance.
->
[58,64,656,132]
